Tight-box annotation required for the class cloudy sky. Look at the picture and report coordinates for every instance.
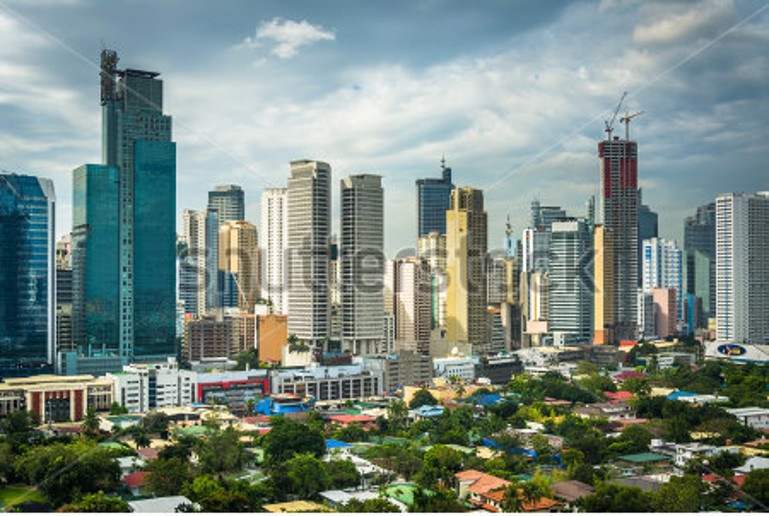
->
[1,0,767,256]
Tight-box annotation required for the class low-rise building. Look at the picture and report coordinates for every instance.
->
[0,374,113,422]
[106,358,196,414]
[196,369,269,408]
[433,355,476,381]
[574,402,636,421]
[270,363,384,401]
[726,407,769,430]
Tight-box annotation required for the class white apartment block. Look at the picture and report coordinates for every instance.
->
[260,188,288,314]
[182,209,219,316]
[340,174,384,355]
[642,237,684,321]
[716,192,769,343]
[387,257,432,355]
[106,358,196,414]
[287,160,331,346]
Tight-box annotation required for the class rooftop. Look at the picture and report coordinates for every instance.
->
[615,452,671,463]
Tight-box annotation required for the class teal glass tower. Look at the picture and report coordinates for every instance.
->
[0,174,56,378]
[69,50,176,372]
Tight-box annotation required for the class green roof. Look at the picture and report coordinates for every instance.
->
[97,441,128,449]
[616,452,670,463]
[384,484,432,506]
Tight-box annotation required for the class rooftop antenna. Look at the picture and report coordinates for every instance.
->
[620,110,644,141]
[604,91,626,140]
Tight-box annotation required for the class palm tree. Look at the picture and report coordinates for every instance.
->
[501,482,524,512]
[521,481,544,508]
[81,407,100,435]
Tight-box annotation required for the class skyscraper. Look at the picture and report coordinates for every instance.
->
[642,237,683,322]
[548,219,593,345]
[386,258,431,355]
[183,209,220,316]
[416,158,454,237]
[598,136,638,341]
[530,201,566,229]
[340,174,384,355]
[260,188,288,314]
[287,160,331,347]
[219,221,260,311]
[417,231,447,329]
[716,192,769,344]
[446,187,489,352]
[0,174,56,377]
[208,185,245,227]
[593,225,615,344]
[637,190,658,286]
[684,202,716,322]
[98,50,176,362]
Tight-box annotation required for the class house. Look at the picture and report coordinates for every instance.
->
[117,455,146,476]
[479,488,564,512]
[263,501,331,513]
[726,407,769,430]
[734,456,769,475]
[574,402,636,421]
[674,443,719,468]
[611,370,646,384]
[614,453,672,474]
[604,391,634,403]
[319,490,407,512]
[551,480,594,504]
[327,414,377,429]
[123,471,150,497]
[128,495,197,513]
[454,470,511,501]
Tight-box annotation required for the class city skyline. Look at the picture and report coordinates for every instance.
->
[0,1,767,257]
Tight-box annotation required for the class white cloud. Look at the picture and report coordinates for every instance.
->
[633,0,738,45]
[238,18,336,59]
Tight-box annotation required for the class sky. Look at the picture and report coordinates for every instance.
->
[0,0,767,257]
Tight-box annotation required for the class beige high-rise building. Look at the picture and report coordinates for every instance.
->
[385,258,431,355]
[593,224,615,344]
[446,187,489,351]
[219,221,260,311]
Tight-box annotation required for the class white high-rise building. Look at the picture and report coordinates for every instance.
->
[548,219,593,344]
[182,208,219,316]
[260,188,288,314]
[716,192,769,344]
[386,258,431,355]
[642,237,684,321]
[341,174,384,355]
[287,160,331,346]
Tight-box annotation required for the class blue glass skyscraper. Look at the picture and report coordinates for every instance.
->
[0,173,56,378]
[68,50,176,373]
[416,158,454,237]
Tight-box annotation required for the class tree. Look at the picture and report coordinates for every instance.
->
[109,402,128,415]
[81,407,100,435]
[341,497,400,512]
[326,459,361,489]
[198,426,248,474]
[1,410,42,450]
[60,491,129,512]
[653,475,703,512]
[287,333,310,353]
[333,422,368,443]
[529,434,554,463]
[408,389,438,409]
[417,445,464,488]
[621,376,651,396]
[578,481,653,512]
[742,469,769,509]
[386,400,409,433]
[579,373,616,395]
[501,482,525,512]
[131,427,151,449]
[666,416,691,443]
[279,453,329,498]
[409,487,467,512]
[143,411,169,434]
[146,457,192,497]
[262,419,326,465]
[15,439,120,506]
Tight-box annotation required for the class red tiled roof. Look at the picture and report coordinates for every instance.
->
[136,447,159,460]
[328,414,376,424]
[242,416,272,425]
[454,470,511,495]
[124,472,149,488]
[483,488,564,512]
[605,391,634,401]
[613,371,646,381]
[257,428,271,436]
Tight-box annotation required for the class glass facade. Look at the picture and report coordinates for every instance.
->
[0,174,56,377]
[72,165,120,356]
[416,163,454,237]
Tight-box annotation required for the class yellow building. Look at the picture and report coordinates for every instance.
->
[593,224,615,344]
[219,221,260,311]
[446,187,489,351]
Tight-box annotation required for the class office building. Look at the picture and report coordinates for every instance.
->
[716,192,769,344]
[0,174,56,377]
[183,209,220,316]
[386,258,431,355]
[340,174,384,355]
[548,219,593,345]
[684,202,716,321]
[183,309,255,362]
[270,362,384,401]
[106,358,196,414]
[637,290,655,340]
[446,187,490,352]
[417,231,447,329]
[208,185,244,227]
[219,221,259,311]
[637,190,658,286]
[70,50,176,373]
[0,374,113,422]
[256,314,288,363]
[287,160,331,347]
[530,201,566,229]
[642,237,683,321]
[598,136,639,341]
[416,158,454,237]
[651,287,677,339]
[593,225,615,344]
[260,188,288,314]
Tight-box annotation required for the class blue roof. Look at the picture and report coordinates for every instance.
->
[326,439,352,449]
[413,405,445,417]
[464,393,502,406]
[667,391,698,400]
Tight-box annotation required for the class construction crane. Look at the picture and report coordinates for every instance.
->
[604,91,627,140]
[620,110,644,141]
